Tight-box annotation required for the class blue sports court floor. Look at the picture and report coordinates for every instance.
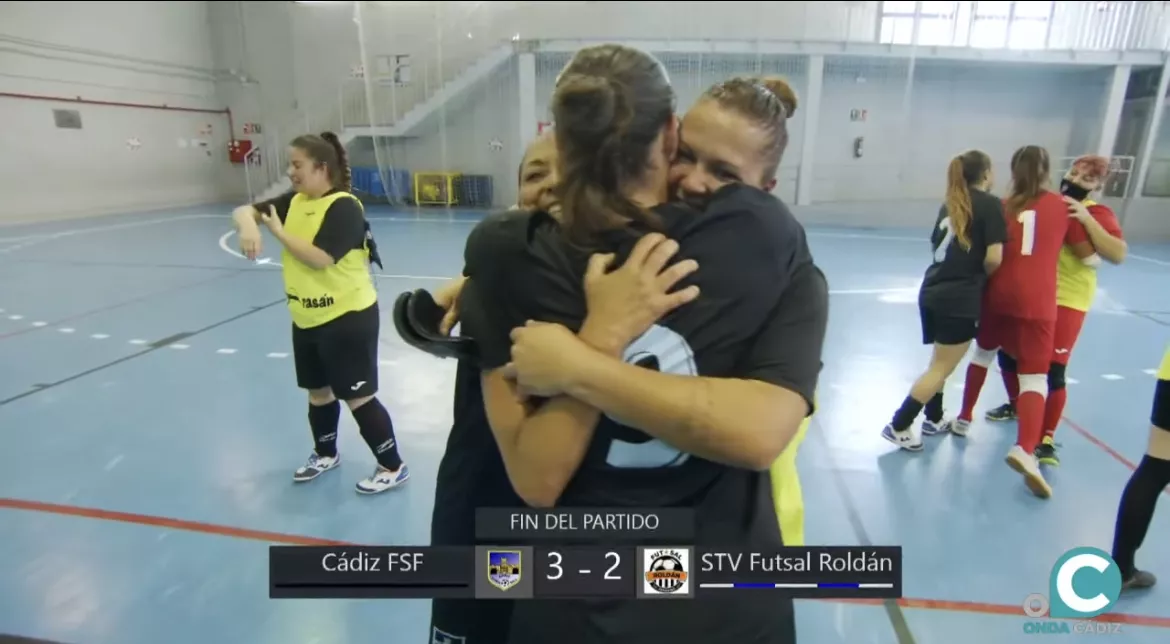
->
[0,204,1168,644]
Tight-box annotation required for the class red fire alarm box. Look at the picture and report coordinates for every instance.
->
[228,139,253,164]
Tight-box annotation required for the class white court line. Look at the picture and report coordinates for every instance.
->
[1102,374,1125,380]
[219,232,922,290]
[0,214,229,245]
[1130,253,1170,268]
[267,352,289,358]
[219,230,450,281]
[1144,369,1158,376]
[129,339,147,345]
[91,333,109,339]
[58,328,74,334]
[170,343,190,350]
[31,321,46,327]
[216,348,237,355]
[8,315,22,320]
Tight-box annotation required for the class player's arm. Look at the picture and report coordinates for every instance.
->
[233,190,294,229]
[479,320,614,508]
[463,220,605,508]
[1078,204,1127,264]
[561,264,828,471]
[981,199,1007,274]
[1063,219,1099,265]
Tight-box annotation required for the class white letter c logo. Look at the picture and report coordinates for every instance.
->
[1055,553,1111,614]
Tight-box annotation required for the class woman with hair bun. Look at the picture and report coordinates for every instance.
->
[231,131,408,496]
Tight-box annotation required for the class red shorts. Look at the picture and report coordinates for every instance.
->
[1051,306,1086,366]
[976,313,1055,374]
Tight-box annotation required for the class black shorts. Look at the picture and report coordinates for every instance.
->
[920,305,978,346]
[291,303,380,400]
[1153,379,1169,430]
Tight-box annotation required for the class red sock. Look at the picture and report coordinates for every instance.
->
[1016,390,1045,454]
[1001,368,1019,405]
[1043,387,1066,438]
[959,363,988,422]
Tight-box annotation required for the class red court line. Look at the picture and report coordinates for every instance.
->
[1061,415,1170,497]
[1061,416,1138,470]
[2,496,1168,628]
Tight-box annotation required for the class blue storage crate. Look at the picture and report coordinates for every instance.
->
[350,167,373,194]
[352,166,411,203]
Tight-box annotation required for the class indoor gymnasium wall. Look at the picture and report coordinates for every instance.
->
[0,1,228,223]
[205,0,299,203]
[811,59,1108,210]
[511,1,878,42]
[534,52,811,204]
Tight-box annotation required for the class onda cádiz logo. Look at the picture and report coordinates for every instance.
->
[1022,547,1123,636]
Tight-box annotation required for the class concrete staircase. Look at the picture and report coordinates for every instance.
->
[252,44,515,202]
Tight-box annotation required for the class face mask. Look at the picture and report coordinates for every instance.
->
[1060,178,1090,201]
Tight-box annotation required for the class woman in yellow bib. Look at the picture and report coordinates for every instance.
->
[232,132,408,495]
[1111,345,1170,591]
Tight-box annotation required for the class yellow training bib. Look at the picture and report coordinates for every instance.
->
[281,191,376,329]
[1055,199,1099,313]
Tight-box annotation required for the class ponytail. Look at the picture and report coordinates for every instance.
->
[1005,145,1050,216]
[319,131,352,192]
[553,71,664,247]
[944,157,973,250]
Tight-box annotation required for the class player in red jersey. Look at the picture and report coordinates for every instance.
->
[983,155,1127,467]
[949,145,1081,499]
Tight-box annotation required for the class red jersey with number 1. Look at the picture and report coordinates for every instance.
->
[983,190,1073,321]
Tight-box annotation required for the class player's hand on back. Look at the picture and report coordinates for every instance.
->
[1064,196,1090,222]
[503,321,588,398]
[579,232,701,355]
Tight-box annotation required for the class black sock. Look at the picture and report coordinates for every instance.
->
[924,392,944,423]
[890,396,925,431]
[309,400,341,458]
[351,398,404,471]
[1111,454,1170,576]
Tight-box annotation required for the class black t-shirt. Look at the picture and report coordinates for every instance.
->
[430,359,524,545]
[253,190,369,262]
[918,188,1007,318]
[459,186,826,644]
[431,210,535,544]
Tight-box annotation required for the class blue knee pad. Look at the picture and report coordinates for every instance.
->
[1153,380,1169,429]
[998,351,1017,373]
[1047,362,1066,391]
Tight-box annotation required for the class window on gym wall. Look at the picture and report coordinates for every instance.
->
[878,1,1054,49]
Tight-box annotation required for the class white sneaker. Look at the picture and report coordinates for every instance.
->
[1005,445,1052,499]
[355,464,410,494]
[881,424,923,451]
[293,453,339,482]
[947,418,970,437]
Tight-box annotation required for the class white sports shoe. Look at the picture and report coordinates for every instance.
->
[293,453,339,482]
[355,465,410,494]
[1005,445,1052,499]
[881,424,923,452]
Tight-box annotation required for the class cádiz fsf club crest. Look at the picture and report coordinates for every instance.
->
[487,550,522,591]
[644,549,689,594]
